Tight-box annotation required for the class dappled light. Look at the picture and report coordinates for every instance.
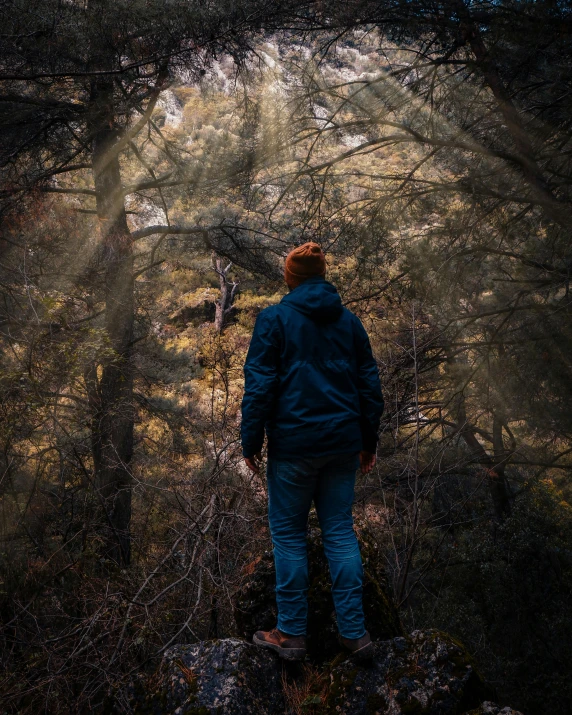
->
[1,1,571,713]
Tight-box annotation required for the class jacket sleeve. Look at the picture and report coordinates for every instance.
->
[241,310,280,458]
[354,317,384,453]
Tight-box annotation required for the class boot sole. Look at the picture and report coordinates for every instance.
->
[252,634,306,661]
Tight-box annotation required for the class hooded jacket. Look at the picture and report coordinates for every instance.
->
[241,276,384,459]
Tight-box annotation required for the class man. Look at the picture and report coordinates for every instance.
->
[241,242,384,662]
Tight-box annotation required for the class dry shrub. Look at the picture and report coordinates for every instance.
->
[281,663,329,715]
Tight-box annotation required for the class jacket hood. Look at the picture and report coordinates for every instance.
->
[281,276,343,323]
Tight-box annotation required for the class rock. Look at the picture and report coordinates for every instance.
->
[465,705,524,715]
[234,522,403,661]
[130,526,521,714]
[131,634,522,715]
[132,638,284,714]
[324,630,496,714]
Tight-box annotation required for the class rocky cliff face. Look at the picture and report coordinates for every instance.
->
[132,631,523,715]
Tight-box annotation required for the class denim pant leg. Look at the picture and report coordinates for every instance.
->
[314,453,365,639]
[266,457,317,636]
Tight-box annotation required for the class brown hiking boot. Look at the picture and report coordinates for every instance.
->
[340,631,374,661]
[253,627,307,661]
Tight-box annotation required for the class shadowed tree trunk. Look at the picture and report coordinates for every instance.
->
[87,12,135,566]
[445,353,513,521]
[489,411,513,519]
[451,389,512,521]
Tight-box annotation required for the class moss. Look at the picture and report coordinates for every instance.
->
[327,652,346,669]
[355,518,404,640]
[342,668,359,687]
[385,664,424,688]
[417,630,484,678]
[323,666,359,712]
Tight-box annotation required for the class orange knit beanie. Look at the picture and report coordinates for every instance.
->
[284,242,326,289]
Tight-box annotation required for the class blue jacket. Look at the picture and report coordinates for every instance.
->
[241,276,384,459]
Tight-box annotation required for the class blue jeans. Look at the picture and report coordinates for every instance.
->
[266,452,365,639]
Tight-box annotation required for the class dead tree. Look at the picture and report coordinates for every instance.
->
[212,254,239,333]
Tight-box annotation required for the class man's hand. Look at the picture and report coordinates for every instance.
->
[244,452,262,474]
[359,451,376,474]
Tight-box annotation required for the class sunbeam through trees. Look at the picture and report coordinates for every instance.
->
[0,1,571,713]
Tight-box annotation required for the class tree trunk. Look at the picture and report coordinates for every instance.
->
[88,69,134,566]
[490,411,512,519]
[451,389,512,520]
[213,255,238,333]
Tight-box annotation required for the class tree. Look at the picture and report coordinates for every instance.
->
[257,0,572,519]
[0,0,307,564]
[212,254,239,333]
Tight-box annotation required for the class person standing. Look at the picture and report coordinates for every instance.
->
[241,242,384,661]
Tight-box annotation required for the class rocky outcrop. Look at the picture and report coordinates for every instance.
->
[466,706,524,715]
[132,525,523,714]
[132,631,523,715]
[132,638,284,714]
[324,630,496,714]
[234,523,403,661]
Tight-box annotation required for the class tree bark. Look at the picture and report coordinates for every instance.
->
[213,255,239,333]
[451,389,512,520]
[88,34,134,565]
[489,411,512,519]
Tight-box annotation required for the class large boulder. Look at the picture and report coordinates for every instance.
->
[324,630,497,715]
[234,522,403,661]
[131,633,523,715]
[132,638,284,714]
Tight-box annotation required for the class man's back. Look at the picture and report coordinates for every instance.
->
[241,275,383,460]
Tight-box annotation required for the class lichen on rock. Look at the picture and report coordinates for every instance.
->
[132,638,284,714]
[131,633,523,715]
[323,630,496,715]
[464,705,524,715]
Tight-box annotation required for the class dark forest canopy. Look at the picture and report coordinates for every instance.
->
[0,1,572,713]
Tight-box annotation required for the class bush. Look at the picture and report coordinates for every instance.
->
[411,480,572,715]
